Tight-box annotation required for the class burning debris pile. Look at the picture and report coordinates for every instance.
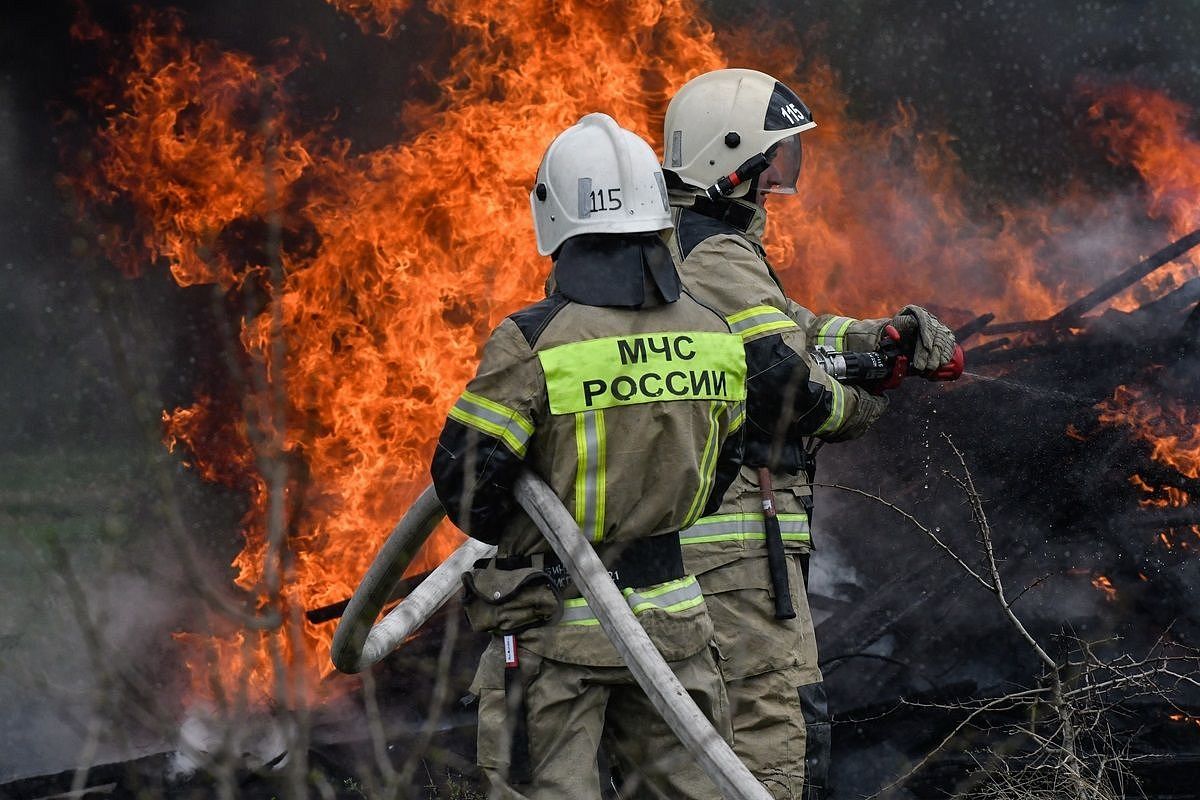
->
[4,0,1200,796]
[808,230,1200,796]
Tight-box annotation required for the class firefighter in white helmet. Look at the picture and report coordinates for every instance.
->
[432,113,745,799]
[661,68,957,798]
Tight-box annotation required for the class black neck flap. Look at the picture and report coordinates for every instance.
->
[687,195,758,232]
[553,234,681,308]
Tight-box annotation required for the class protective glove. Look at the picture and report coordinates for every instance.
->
[889,305,955,372]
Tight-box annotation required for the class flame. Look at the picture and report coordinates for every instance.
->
[1088,85,1200,307]
[1090,574,1118,602]
[1098,386,1200,480]
[65,1,1200,704]
[1169,713,1200,731]
[1129,474,1192,508]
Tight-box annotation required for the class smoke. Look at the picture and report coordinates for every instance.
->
[0,535,193,780]
[753,0,1200,197]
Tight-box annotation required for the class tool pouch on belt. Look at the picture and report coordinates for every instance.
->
[461,559,564,635]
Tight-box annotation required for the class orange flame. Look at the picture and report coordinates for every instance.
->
[1129,474,1192,509]
[1098,386,1200,480]
[66,1,1200,704]
[1089,85,1200,307]
[1091,574,1117,602]
[1169,713,1200,731]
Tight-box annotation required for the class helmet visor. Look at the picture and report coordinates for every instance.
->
[760,134,802,195]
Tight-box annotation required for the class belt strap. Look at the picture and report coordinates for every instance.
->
[480,531,685,591]
[744,443,817,476]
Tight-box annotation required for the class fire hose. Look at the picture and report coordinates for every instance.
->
[330,484,495,673]
[332,473,772,800]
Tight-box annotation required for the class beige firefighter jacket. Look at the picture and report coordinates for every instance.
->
[431,286,747,666]
[666,190,889,576]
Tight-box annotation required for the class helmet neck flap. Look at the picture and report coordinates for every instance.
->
[549,233,681,308]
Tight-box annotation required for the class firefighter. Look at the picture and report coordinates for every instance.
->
[661,68,957,799]
[431,113,747,800]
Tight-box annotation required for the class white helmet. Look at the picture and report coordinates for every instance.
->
[530,113,672,256]
[663,68,816,200]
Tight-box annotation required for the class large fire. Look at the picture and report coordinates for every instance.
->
[65,0,1200,704]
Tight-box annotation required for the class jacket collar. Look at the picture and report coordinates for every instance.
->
[668,189,768,250]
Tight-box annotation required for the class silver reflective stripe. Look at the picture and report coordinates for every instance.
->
[448,391,534,456]
[559,576,704,626]
[729,400,746,432]
[624,577,704,615]
[573,409,607,543]
[680,512,811,545]
[727,307,795,338]
[560,598,596,625]
[816,316,855,350]
[777,515,811,538]
[578,177,593,218]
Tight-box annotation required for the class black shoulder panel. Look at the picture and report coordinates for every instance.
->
[676,207,740,261]
[508,293,570,348]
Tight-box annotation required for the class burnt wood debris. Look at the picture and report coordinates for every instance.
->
[5,231,1200,798]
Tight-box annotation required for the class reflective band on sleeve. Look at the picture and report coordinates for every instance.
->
[726,305,797,341]
[681,401,724,530]
[728,400,746,433]
[811,377,846,436]
[538,332,746,415]
[447,390,535,456]
[815,316,856,351]
[573,409,607,543]
[680,511,811,546]
[559,576,705,626]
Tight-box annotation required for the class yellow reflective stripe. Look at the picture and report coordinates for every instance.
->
[461,390,534,437]
[726,305,797,341]
[729,401,746,432]
[538,332,746,414]
[573,410,606,543]
[628,593,705,615]
[448,391,534,457]
[812,377,846,436]
[737,319,796,339]
[574,412,587,536]
[681,401,723,529]
[726,306,769,324]
[816,316,856,350]
[625,576,693,599]
[680,512,811,545]
[594,410,607,542]
[560,576,704,626]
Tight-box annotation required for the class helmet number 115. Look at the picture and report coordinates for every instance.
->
[587,187,622,214]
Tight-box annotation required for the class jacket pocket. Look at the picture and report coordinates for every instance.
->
[461,560,563,634]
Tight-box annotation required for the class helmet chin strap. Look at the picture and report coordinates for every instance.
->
[704,153,771,201]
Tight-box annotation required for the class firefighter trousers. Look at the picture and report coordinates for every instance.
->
[472,638,732,800]
[697,555,830,800]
